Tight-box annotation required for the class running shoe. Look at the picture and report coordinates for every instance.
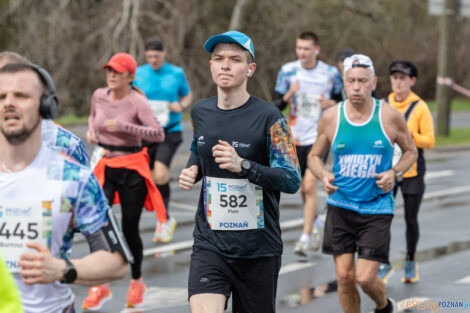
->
[310,213,325,251]
[82,284,112,311]
[369,298,397,313]
[310,226,323,251]
[294,239,309,257]
[153,217,177,242]
[402,260,419,283]
[377,262,394,284]
[126,281,147,307]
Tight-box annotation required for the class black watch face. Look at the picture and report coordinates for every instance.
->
[64,268,77,283]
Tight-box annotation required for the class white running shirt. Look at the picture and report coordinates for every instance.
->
[275,60,342,146]
[0,145,109,313]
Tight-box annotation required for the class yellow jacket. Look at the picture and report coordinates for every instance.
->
[388,92,435,178]
[0,254,23,313]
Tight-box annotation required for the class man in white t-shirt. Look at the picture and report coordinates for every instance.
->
[0,51,90,166]
[0,63,128,313]
[274,32,343,256]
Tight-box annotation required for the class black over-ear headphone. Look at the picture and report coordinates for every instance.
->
[31,64,59,119]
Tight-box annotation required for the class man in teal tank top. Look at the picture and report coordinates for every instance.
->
[307,54,417,313]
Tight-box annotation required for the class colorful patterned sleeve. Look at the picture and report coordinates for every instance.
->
[243,117,301,194]
[267,118,301,192]
[74,171,109,237]
[274,66,289,95]
[42,120,91,167]
[69,138,91,167]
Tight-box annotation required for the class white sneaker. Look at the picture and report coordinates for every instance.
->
[310,226,323,251]
[294,240,309,257]
[153,217,177,242]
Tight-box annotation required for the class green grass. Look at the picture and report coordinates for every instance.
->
[53,114,88,126]
[427,99,470,112]
[435,128,470,147]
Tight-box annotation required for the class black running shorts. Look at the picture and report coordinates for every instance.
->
[188,247,281,313]
[322,204,393,263]
[295,145,312,177]
[144,131,183,169]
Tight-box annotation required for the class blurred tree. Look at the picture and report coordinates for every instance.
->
[0,0,468,116]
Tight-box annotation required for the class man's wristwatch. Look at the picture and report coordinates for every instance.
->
[392,168,403,183]
[60,257,77,284]
[239,159,251,177]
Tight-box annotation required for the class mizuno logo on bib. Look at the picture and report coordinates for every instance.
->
[203,176,264,230]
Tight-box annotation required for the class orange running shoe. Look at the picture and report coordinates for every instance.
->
[82,283,112,311]
[126,280,147,307]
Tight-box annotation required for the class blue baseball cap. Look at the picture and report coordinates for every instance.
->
[204,31,255,61]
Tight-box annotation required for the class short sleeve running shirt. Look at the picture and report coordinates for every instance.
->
[134,62,191,133]
[41,119,90,167]
[328,99,395,215]
[188,96,300,258]
[275,60,342,146]
[0,145,110,313]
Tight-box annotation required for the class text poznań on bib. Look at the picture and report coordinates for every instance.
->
[204,177,264,231]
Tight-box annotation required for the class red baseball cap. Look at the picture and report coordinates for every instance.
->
[103,53,137,74]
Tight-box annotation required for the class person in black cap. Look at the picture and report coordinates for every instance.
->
[134,38,193,243]
[179,30,300,313]
[377,60,435,284]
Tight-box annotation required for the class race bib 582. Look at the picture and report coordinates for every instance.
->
[203,176,264,231]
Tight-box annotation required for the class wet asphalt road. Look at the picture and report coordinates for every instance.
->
[65,118,470,313]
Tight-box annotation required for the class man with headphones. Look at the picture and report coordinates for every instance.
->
[0,51,90,166]
[179,30,300,313]
[274,32,343,257]
[0,62,130,313]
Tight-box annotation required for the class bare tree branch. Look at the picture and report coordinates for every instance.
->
[229,0,248,30]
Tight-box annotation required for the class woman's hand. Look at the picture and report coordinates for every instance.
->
[86,131,99,144]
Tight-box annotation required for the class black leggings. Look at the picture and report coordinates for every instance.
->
[103,166,147,279]
[394,175,425,261]
[402,193,423,260]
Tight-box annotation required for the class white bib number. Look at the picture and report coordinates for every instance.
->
[0,201,45,272]
[392,143,402,167]
[204,177,264,231]
[148,100,170,128]
[295,93,321,120]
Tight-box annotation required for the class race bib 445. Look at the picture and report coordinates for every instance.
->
[0,200,48,272]
[203,176,264,231]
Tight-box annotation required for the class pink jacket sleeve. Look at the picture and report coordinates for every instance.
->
[115,94,165,143]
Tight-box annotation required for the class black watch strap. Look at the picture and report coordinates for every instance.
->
[239,159,251,177]
[60,257,77,284]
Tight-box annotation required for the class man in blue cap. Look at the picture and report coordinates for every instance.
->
[179,30,300,313]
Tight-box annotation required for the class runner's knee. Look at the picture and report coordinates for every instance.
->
[336,267,355,285]
[153,164,169,184]
[356,271,376,291]
[302,179,317,196]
